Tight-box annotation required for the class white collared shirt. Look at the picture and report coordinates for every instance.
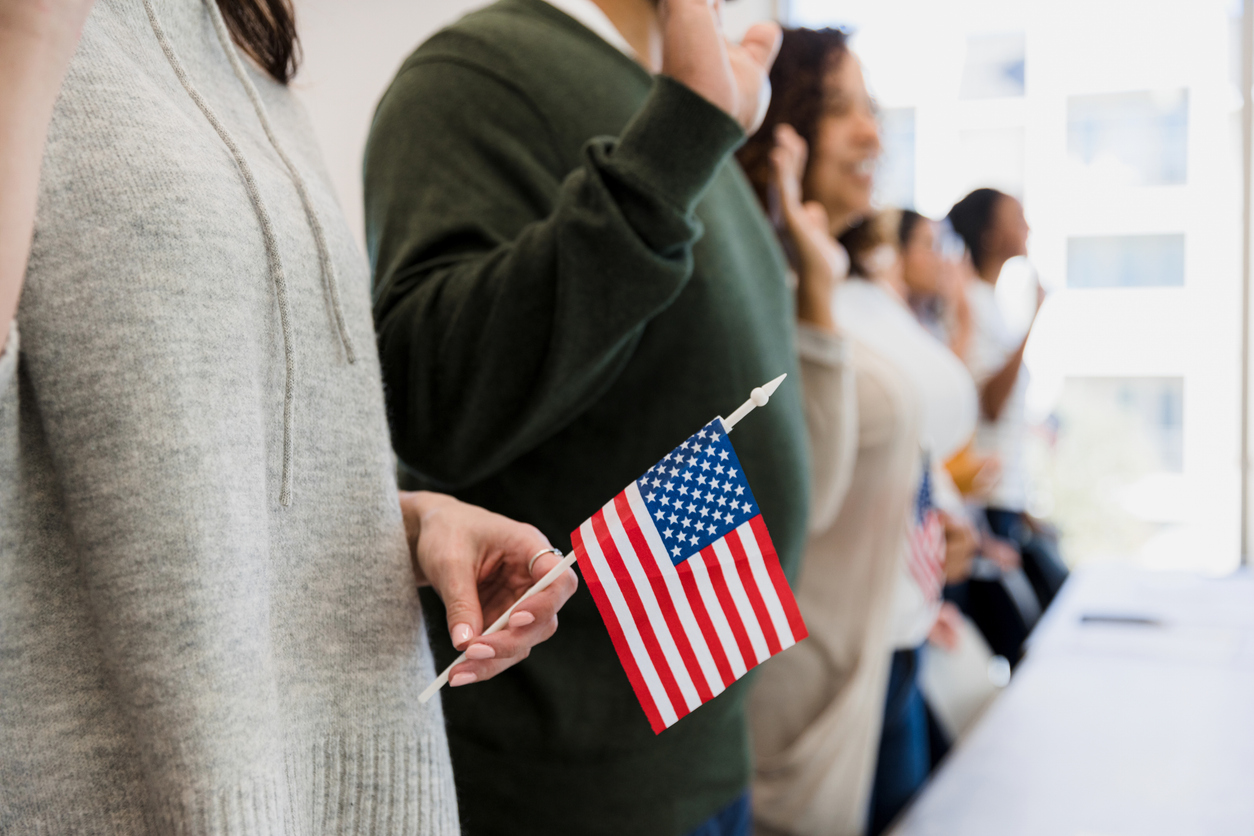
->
[541,0,636,58]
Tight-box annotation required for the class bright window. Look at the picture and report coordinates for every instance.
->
[1066,234,1186,288]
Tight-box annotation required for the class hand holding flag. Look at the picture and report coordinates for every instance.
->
[421,375,808,733]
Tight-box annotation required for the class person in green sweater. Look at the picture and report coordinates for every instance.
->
[365,1,810,833]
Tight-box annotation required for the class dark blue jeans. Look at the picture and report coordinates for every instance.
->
[686,790,751,836]
[868,647,930,836]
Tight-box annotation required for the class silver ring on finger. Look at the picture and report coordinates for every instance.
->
[527,547,563,576]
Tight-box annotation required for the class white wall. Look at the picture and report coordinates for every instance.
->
[293,0,779,248]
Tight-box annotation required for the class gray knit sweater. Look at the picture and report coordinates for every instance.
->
[0,1,458,833]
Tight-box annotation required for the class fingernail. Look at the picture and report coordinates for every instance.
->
[451,623,473,647]
[508,611,535,629]
[466,643,495,660]
[450,672,477,687]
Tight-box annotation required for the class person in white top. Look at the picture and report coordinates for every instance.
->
[835,210,982,834]
[946,188,1069,659]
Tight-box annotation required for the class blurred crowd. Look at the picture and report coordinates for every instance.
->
[0,1,1070,835]
[737,27,1069,835]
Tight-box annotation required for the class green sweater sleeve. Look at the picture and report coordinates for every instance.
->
[366,62,744,487]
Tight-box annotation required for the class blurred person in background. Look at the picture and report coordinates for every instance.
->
[738,29,923,836]
[946,188,1069,663]
[836,212,982,834]
[897,210,973,360]
[364,1,807,834]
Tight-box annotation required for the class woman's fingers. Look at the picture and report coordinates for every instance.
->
[446,542,577,687]
[447,613,561,685]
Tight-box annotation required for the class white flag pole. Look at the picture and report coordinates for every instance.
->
[420,551,578,704]
[418,373,787,704]
[722,373,787,432]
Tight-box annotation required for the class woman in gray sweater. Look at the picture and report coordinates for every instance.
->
[0,1,583,832]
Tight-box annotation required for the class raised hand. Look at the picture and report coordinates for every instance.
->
[400,491,578,687]
[659,0,782,133]
[771,123,849,331]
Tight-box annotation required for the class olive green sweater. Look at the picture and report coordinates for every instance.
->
[365,2,808,833]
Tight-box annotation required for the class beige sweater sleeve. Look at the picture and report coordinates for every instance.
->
[796,323,858,534]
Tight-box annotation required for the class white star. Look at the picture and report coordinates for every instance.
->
[663,528,673,539]
[689,501,700,513]
[728,468,738,478]
[713,511,724,522]
[689,534,699,545]
[660,495,670,506]
[715,465,725,475]
[668,513,678,524]
[652,478,662,488]
[681,441,690,450]
[705,445,717,456]
[679,485,689,496]
[682,471,693,482]
[700,460,711,471]
[688,456,700,466]
[699,506,710,518]
[664,481,675,492]
[744,503,753,513]
[681,517,691,528]
[708,428,719,439]
[669,467,679,477]
[697,474,707,485]
[735,485,745,496]
[672,546,685,557]
[698,429,708,439]
[719,450,729,461]
[717,496,727,507]
[692,490,703,501]
[646,492,656,503]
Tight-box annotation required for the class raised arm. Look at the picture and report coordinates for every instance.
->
[979,283,1045,421]
[366,3,780,488]
[0,0,95,350]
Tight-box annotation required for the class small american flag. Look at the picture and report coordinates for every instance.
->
[906,460,946,602]
[571,418,807,734]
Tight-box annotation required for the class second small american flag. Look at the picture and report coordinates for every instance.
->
[571,418,808,734]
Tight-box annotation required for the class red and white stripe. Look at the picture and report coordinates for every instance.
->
[907,509,946,602]
[572,482,807,733]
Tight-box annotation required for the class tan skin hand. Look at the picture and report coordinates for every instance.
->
[400,491,578,687]
[940,510,978,584]
[659,0,781,133]
[770,123,846,333]
[927,601,964,652]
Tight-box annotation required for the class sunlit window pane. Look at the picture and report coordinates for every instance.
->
[875,107,916,208]
[1066,234,1186,288]
[959,33,1026,99]
[1067,90,1189,186]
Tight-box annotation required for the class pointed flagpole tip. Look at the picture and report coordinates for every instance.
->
[724,373,789,431]
[750,373,787,407]
[762,373,787,397]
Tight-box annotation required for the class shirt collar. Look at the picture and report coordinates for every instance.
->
[541,0,637,59]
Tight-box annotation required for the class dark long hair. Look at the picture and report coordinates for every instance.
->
[898,209,926,251]
[946,188,1006,274]
[737,27,850,212]
[218,0,300,84]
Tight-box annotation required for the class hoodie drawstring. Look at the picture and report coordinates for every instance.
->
[203,0,358,366]
[143,0,357,507]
